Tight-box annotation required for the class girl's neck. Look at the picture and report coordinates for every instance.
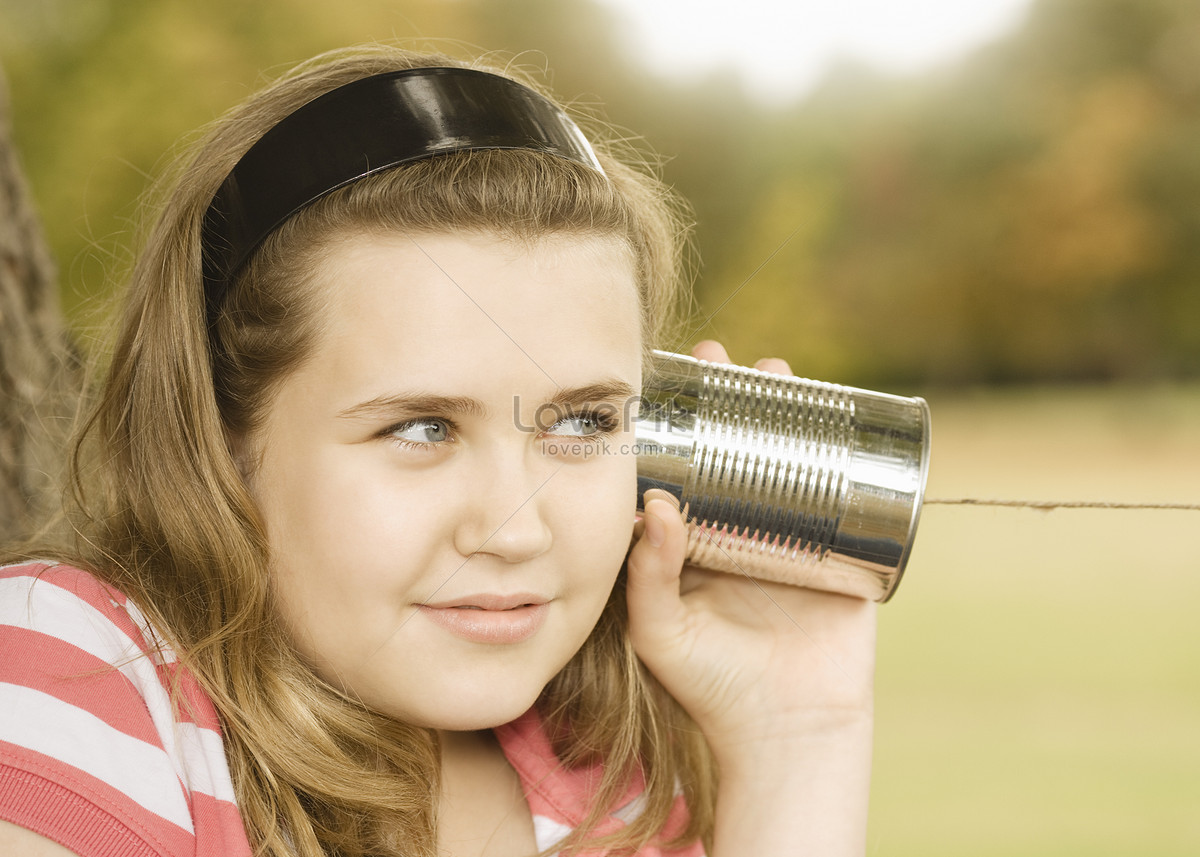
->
[437,729,537,857]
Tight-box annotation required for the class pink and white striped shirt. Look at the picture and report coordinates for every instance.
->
[0,562,249,857]
[0,563,702,856]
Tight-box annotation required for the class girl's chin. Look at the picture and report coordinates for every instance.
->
[386,689,546,732]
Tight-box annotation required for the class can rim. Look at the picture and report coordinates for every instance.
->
[880,396,932,602]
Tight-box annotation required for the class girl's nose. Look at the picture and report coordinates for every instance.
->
[452,454,554,563]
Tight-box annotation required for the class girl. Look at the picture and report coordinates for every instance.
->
[0,46,876,856]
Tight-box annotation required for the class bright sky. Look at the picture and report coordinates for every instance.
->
[598,0,1036,100]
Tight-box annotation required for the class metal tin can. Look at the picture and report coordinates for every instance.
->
[635,351,931,602]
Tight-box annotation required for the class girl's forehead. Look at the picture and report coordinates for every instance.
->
[313,231,637,319]
[295,231,643,394]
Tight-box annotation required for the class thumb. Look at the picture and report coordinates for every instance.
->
[625,491,690,654]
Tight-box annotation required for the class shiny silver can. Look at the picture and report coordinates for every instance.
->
[635,351,931,602]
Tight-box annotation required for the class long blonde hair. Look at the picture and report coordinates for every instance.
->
[51,45,713,856]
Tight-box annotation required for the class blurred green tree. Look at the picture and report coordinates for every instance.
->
[704,0,1200,385]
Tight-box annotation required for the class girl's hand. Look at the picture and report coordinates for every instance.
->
[626,340,876,854]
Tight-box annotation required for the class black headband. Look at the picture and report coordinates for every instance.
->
[200,66,604,322]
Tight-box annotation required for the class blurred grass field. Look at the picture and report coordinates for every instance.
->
[868,383,1200,856]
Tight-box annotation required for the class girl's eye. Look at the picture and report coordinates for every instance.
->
[545,412,616,438]
[387,418,451,446]
[547,416,600,437]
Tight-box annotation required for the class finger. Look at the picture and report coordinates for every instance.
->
[754,356,793,376]
[625,491,690,650]
[691,340,731,364]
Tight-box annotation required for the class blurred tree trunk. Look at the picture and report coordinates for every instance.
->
[0,64,79,545]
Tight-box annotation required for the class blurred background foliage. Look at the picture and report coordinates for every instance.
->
[1,0,1199,389]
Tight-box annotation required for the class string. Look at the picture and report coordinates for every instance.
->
[926,497,1200,512]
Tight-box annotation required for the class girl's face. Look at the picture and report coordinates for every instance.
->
[247,231,643,731]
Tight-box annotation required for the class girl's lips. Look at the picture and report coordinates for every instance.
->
[423,593,547,611]
[418,598,549,644]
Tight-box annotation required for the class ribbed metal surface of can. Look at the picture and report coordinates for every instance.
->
[635,351,931,602]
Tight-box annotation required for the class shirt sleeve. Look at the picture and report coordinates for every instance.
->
[0,563,250,857]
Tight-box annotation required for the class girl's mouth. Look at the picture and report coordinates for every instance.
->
[418,596,549,644]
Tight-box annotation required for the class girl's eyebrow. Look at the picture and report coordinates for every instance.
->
[337,394,488,422]
[548,380,638,410]
[336,380,638,422]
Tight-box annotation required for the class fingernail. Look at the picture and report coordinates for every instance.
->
[644,508,666,547]
[644,488,681,510]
